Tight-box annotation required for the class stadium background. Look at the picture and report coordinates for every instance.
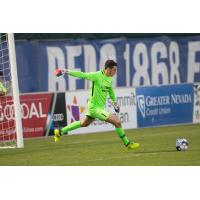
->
[0,2,199,199]
[5,33,199,139]
[0,33,200,166]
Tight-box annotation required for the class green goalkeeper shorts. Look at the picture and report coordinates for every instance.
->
[86,107,110,121]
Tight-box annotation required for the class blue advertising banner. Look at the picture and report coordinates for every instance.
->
[136,83,194,127]
[14,36,200,93]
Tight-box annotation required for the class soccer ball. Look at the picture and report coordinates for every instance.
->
[176,138,189,151]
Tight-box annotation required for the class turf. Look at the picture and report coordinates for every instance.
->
[0,124,200,166]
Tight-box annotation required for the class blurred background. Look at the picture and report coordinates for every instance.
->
[14,33,200,93]
[8,33,199,139]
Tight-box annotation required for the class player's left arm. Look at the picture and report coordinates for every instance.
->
[68,70,99,82]
[109,86,120,113]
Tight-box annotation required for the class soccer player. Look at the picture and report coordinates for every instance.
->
[0,71,7,96]
[54,60,140,150]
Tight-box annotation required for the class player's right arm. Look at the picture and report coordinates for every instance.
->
[55,68,98,82]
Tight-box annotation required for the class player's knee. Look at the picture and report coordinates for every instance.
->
[115,119,121,128]
[81,122,89,127]
[81,120,91,127]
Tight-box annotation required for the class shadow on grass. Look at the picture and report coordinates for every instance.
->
[128,149,192,155]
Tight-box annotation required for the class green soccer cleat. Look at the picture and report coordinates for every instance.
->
[54,128,61,142]
[127,142,140,150]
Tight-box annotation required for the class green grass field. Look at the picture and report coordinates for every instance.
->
[0,124,200,166]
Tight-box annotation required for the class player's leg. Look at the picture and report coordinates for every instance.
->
[54,120,81,142]
[90,108,130,147]
[54,116,94,142]
[106,114,140,149]
[106,114,130,146]
[80,115,95,127]
[61,115,95,134]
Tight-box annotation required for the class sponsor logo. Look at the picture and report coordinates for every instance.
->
[0,102,47,122]
[171,94,192,104]
[137,93,192,119]
[67,96,86,123]
[137,95,145,118]
[52,113,64,121]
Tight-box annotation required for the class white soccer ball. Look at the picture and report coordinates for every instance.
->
[176,138,189,151]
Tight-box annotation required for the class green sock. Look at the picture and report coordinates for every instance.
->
[115,127,130,146]
[61,121,81,135]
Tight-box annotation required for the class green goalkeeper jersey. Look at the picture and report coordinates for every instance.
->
[68,70,116,109]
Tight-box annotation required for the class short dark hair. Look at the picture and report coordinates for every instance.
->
[104,60,117,69]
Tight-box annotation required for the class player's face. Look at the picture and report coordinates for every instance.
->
[109,66,117,77]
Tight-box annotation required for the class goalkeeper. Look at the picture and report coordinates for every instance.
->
[54,60,139,150]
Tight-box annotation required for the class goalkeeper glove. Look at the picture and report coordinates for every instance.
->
[55,69,66,77]
[113,102,120,113]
